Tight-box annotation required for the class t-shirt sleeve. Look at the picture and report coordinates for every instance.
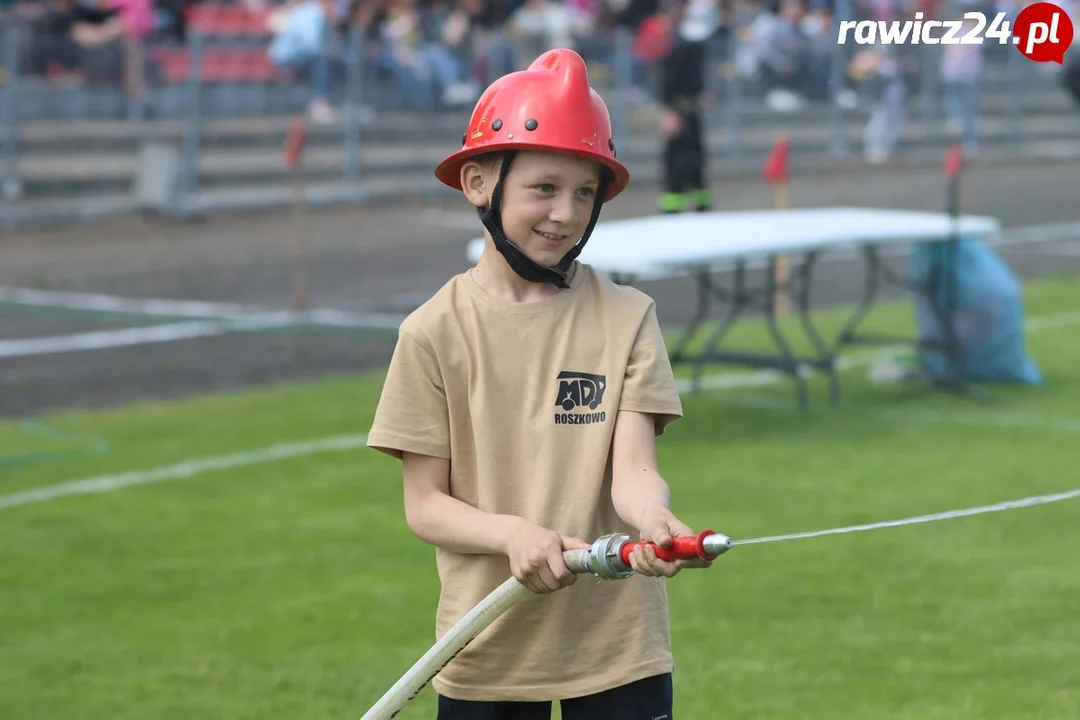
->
[366,327,451,460]
[620,302,684,435]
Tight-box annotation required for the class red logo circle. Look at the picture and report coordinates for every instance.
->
[1013,2,1075,64]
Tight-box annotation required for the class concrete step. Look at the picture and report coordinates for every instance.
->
[11,83,1074,154]
[157,136,1080,218]
[13,110,1079,197]
[4,134,1078,231]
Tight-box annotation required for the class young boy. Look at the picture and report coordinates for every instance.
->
[366,47,711,720]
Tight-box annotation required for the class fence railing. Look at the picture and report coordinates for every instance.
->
[0,4,1075,216]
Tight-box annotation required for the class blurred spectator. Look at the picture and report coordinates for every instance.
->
[458,0,523,82]
[506,0,588,66]
[940,15,983,155]
[369,0,480,110]
[108,0,154,118]
[268,0,337,123]
[154,0,193,43]
[28,0,126,82]
[14,0,1060,160]
[759,0,829,111]
[852,47,907,163]
[24,0,149,116]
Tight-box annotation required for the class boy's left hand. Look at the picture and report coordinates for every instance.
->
[629,504,713,578]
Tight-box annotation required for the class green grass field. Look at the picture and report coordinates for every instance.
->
[3,275,1080,720]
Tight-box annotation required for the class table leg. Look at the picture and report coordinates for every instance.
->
[669,267,713,365]
[763,255,810,412]
[670,256,846,412]
[834,245,882,353]
[794,251,841,405]
[691,261,749,393]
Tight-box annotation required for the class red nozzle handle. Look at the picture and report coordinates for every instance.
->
[619,529,717,565]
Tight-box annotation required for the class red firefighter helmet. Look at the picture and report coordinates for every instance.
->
[434,48,631,202]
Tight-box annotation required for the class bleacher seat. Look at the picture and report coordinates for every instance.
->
[149,2,289,85]
[186,2,272,38]
[149,46,292,84]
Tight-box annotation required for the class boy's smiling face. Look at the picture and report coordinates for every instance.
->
[463,151,602,269]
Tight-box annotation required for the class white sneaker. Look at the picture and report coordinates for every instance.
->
[308,99,336,125]
[765,89,807,113]
[835,88,859,110]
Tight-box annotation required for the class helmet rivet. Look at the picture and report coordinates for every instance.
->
[524,118,538,131]
[507,133,514,139]
[492,119,503,131]
[608,138,615,151]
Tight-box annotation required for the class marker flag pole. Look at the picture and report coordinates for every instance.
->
[762,135,791,315]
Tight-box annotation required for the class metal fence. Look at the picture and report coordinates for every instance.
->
[0,2,1075,217]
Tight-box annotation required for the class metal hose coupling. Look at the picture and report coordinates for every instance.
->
[587,533,637,579]
[581,530,734,580]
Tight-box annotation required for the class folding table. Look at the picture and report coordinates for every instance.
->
[466,207,1002,410]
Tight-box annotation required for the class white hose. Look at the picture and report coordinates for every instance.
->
[361,548,593,720]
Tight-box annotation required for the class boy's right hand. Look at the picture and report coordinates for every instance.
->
[503,518,591,595]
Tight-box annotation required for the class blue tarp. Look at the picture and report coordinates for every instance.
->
[908,237,1043,386]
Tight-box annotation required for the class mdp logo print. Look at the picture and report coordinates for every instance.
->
[554,371,607,425]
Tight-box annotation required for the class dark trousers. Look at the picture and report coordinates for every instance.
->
[437,672,673,720]
[660,109,709,213]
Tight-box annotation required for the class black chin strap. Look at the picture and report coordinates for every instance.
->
[477,151,611,290]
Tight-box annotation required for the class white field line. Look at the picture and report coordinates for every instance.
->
[4,427,1079,550]
[990,220,1080,247]
[0,286,406,330]
[0,305,405,359]
[675,306,1080,433]
[717,392,1080,433]
[0,286,257,318]
[735,487,1080,546]
[7,302,1076,362]
[674,347,889,393]
[0,434,368,511]
[3,217,1078,322]
[673,307,1080,395]
[1024,241,1080,258]
[1026,310,1080,332]
[0,315,294,358]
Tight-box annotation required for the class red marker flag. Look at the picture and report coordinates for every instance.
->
[944,142,964,179]
[283,117,307,171]
[761,135,790,184]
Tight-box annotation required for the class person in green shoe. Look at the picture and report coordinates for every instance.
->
[656,0,717,213]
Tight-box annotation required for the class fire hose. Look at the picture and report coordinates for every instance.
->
[361,530,733,720]
[361,485,1080,718]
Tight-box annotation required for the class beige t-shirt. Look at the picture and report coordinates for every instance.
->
[366,262,684,702]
